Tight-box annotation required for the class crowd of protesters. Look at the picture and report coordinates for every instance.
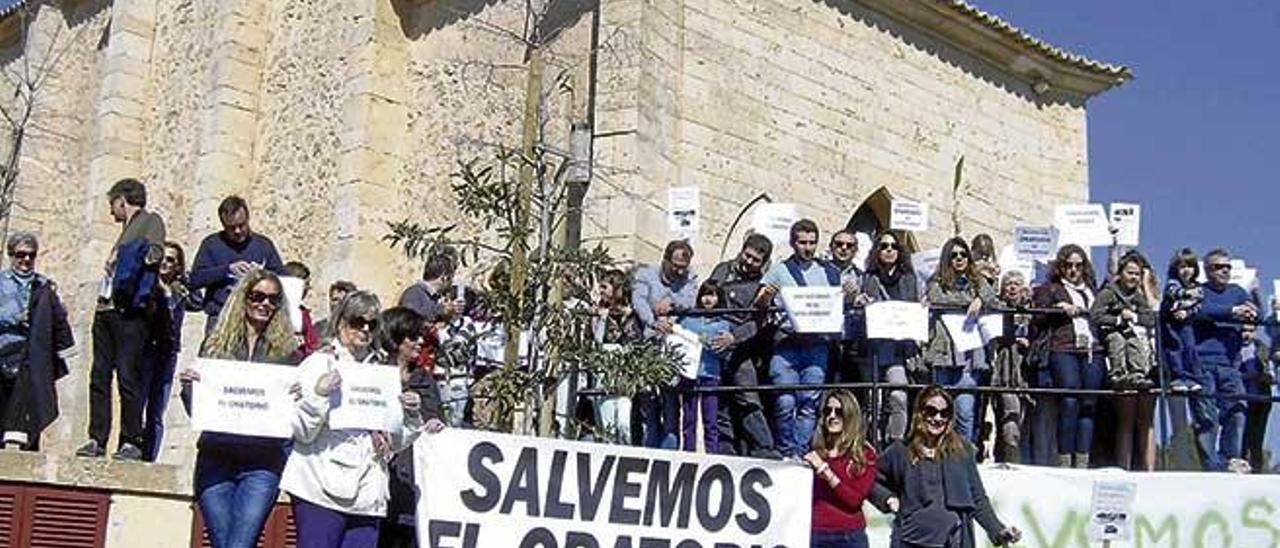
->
[0,177,1273,547]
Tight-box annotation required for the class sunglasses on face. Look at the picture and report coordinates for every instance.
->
[878,242,900,251]
[347,316,379,332]
[246,290,282,307]
[923,405,952,419]
[833,241,856,249]
[822,405,843,417]
[1209,263,1232,272]
[162,256,180,264]
[9,251,35,260]
[951,251,969,260]
[1064,261,1084,270]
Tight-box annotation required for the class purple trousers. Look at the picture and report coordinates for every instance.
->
[682,378,719,453]
[292,496,381,548]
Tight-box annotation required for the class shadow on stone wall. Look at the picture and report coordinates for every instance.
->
[0,0,110,67]
[392,0,596,51]
[815,0,1087,109]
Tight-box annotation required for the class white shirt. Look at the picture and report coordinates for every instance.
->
[279,340,424,517]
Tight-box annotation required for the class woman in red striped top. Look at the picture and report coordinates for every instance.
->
[804,389,877,548]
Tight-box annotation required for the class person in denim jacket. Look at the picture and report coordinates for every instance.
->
[678,280,733,453]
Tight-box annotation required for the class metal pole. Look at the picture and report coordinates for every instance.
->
[1153,317,1172,471]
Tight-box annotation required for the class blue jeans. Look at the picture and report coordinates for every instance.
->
[1190,359,1246,471]
[769,343,828,457]
[196,453,282,548]
[1162,321,1201,384]
[140,349,177,462]
[638,387,680,449]
[1049,352,1104,456]
[811,528,869,548]
[933,367,987,442]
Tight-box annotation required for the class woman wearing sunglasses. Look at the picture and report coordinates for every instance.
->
[806,389,876,548]
[281,291,425,548]
[860,230,921,442]
[1032,244,1103,469]
[180,268,300,548]
[874,385,1021,548]
[925,237,996,444]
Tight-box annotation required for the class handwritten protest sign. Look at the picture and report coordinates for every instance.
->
[890,198,929,232]
[780,287,844,334]
[751,203,800,248]
[666,186,700,239]
[865,301,929,341]
[329,362,404,432]
[1109,203,1141,247]
[279,276,305,333]
[1054,204,1111,248]
[416,429,813,548]
[190,359,295,439]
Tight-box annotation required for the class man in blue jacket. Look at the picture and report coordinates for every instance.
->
[189,196,284,336]
[1191,249,1257,471]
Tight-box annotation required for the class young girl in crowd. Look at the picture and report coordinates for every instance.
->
[806,389,876,548]
[1092,253,1156,390]
[1161,248,1204,393]
[678,280,732,453]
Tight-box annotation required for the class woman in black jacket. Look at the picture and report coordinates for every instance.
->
[377,306,446,548]
[874,385,1020,548]
[860,230,921,443]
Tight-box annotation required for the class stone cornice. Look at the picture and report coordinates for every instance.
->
[860,0,1132,98]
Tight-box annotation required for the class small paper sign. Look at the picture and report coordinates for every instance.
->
[890,198,929,232]
[940,314,1005,354]
[1089,479,1137,542]
[1014,225,1058,261]
[190,359,296,439]
[780,286,844,334]
[666,325,703,380]
[667,186,700,238]
[279,276,305,333]
[328,362,405,432]
[865,301,929,342]
[1054,204,1111,248]
[1108,203,1141,247]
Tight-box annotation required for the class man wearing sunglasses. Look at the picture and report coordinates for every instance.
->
[1190,249,1257,472]
[189,195,285,336]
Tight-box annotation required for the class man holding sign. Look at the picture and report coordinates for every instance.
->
[757,220,852,458]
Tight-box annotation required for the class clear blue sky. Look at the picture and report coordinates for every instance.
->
[975,0,1280,468]
[974,0,1280,304]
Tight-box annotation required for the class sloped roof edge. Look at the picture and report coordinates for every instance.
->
[942,1,1131,79]
[0,1,29,19]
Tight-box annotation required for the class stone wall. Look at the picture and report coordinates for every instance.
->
[0,0,1104,479]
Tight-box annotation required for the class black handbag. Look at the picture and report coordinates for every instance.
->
[0,338,27,381]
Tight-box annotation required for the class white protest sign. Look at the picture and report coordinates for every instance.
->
[279,276,305,333]
[416,429,813,548]
[1109,202,1142,247]
[912,248,942,285]
[190,359,296,439]
[852,232,873,272]
[779,286,844,334]
[865,301,929,341]
[1054,204,1112,248]
[890,198,929,232]
[865,466,1280,547]
[1229,260,1259,291]
[328,362,404,432]
[940,313,1004,353]
[666,186,700,239]
[665,324,703,380]
[1273,279,1280,304]
[751,203,800,248]
[1090,478,1138,542]
[1014,225,1058,261]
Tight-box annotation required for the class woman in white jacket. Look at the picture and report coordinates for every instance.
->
[280,291,424,548]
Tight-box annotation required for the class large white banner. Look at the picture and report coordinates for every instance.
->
[190,358,296,439]
[865,465,1280,547]
[415,429,813,548]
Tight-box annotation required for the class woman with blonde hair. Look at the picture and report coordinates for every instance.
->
[805,389,876,548]
[874,385,1021,548]
[179,268,299,548]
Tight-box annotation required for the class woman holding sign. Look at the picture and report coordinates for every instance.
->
[860,230,922,443]
[281,291,425,548]
[806,389,876,548]
[181,269,300,548]
[873,385,1021,548]
[924,237,997,444]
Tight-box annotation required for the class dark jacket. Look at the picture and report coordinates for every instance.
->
[1032,282,1100,354]
[707,260,769,347]
[21,278,74,439]
[864,269,921,303]
[1193,283,1252,364]
[1090,283,1155,336]
[386,368,443,527]
[189,232,285,318]
[873,441,1006,548]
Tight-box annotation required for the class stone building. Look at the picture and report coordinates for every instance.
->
[0,0,1126,544]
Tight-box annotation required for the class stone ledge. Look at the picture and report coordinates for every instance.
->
[0,450,192,499]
